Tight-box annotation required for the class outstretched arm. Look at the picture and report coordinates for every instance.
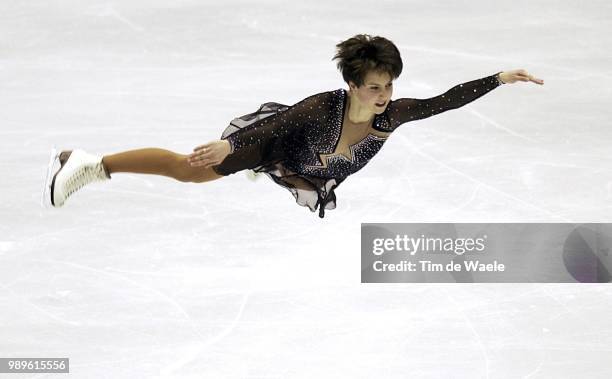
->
[387,69,543,130]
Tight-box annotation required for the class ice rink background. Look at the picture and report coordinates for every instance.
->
[1,0,612,377]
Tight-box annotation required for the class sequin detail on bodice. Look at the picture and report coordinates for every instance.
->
[284,88,392,179]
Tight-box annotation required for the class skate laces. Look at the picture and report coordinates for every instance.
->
[63,162,106,198]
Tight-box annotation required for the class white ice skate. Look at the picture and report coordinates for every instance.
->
[43,149,111,208]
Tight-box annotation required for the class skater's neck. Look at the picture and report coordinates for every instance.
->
[345,94,375,125]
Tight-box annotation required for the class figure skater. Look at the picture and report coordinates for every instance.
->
[43,34,544,218]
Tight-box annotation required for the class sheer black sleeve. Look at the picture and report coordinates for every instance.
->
[224,92,330,154]
[386,72,504,130]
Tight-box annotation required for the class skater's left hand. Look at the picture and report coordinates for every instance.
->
[499,69,544,85]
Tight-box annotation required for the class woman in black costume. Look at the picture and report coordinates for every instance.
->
[45,34,544,218]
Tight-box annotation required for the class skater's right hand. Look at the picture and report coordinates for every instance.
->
[188,140,231,168]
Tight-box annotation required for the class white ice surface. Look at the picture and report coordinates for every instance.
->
[1,0,612,378]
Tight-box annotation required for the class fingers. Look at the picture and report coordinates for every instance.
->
[512,69,544,85]
[520,73,544,85]
[529,75,544,85]
[188,156,214,166]
[202,162,219,169]
[189,142,222,166]
[189,158,217,167]
[516,74,529,82]
[188,150,215,166]
[189,150,213,159]
[191,159,219,168]
[189,140,229,167]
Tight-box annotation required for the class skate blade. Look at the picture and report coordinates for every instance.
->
[41,147,59,208]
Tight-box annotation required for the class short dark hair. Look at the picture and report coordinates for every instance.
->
[332,34,403,87]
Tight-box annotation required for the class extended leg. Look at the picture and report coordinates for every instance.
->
[102,148,224,183]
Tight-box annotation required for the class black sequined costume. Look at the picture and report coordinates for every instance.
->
[212,72,504,218]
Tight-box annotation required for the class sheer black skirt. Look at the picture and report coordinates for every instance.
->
[212,102,344,218]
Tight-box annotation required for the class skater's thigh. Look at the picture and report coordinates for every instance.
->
[191,166,225,183]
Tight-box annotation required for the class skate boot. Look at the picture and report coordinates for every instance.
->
[48,149,111,207]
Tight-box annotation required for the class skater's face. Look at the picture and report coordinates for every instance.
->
[349,70,394,115]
